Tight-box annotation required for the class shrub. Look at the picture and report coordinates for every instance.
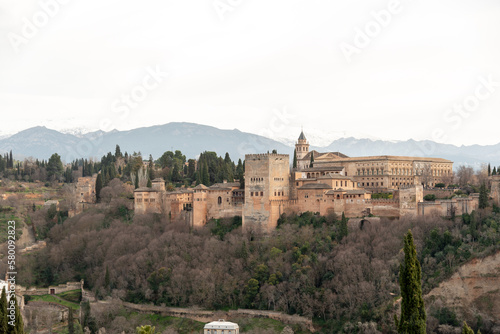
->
[424,194,436,201]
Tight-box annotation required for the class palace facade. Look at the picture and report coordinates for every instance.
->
[134,131,477,233]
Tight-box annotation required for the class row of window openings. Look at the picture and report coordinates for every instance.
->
[392,182,412,186]
[358,169,451,176]
[250,178,263,182]
[358,169,384,176]
[136,198,155,203]
[307,172,345,178]
[304,194,364,199]
[250,191,264,196]
[304,199,363,204]
[360,182,384,187]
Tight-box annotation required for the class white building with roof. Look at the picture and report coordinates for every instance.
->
[204,319,239,334]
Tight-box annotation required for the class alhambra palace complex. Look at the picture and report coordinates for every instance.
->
[133,131,485,233]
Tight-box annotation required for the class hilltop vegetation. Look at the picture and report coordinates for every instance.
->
[13,178,500,333]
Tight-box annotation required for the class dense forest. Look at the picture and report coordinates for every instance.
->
[12,178,500,333]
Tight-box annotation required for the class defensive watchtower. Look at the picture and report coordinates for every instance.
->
[243,153,290,233]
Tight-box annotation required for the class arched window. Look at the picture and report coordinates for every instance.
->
[218,196,222,204]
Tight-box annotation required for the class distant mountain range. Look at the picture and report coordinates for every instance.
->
[1,122,499,168]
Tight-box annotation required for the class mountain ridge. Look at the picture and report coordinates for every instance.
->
[1,122,499,167]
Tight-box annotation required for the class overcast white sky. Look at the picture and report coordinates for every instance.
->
[1,0,500,146]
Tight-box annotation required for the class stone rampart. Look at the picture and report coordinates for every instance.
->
[120,302,314,331]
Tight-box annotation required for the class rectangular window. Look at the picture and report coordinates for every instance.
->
[251,192,254,196]
[260,191,263,196]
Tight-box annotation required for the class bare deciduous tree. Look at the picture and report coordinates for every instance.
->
[456,165,475,187]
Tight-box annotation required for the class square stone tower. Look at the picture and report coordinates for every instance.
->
[243,153,290,233]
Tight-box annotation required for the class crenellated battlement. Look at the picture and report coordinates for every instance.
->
[245,153,289,159]
[366,199,398,204]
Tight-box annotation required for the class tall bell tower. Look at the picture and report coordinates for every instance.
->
[295,130,309,161]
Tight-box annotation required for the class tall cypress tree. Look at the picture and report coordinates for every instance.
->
[0,287,8,333]
[338,212,348,242]
[95,173,103,202]
[395,230,426,333]
[7,295,24,334]
[148,155,155,181]
[488,163,491,176]
[479,182,488,209]
[134,173,139,189]
[293,149,297,169]
[309,152,314,168]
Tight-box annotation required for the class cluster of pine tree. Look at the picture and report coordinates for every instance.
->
[488,163,500,176]
[0,150,14,173]
[3,143,245,189]
[195,152,243,187]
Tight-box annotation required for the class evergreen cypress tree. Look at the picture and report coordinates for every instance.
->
[147,178,152,188]
[293,149,297,169]
[115,144,122,158]
[395,230,426,333]
[338,212,348,241]
[86,160,92,177]
[479,182,488,209]
[202,162,210,185]
[493,166,497,175]
[104,169,110,186]
[9,150,13,168]
[309,152,314,168]
[95,173,103,202]
[488,163,491,176]
[134,173,139,189]
[148,155,155,180]
[0,287,8,333]
[82,159,86,177]
[240,161,245,189]
[7,295,24,334]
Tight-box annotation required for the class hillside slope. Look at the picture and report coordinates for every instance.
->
[425,251,500,329]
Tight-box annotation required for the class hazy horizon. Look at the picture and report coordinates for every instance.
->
[2,122,499,149]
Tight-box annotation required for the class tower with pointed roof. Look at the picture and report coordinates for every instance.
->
[295,130,309,161]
